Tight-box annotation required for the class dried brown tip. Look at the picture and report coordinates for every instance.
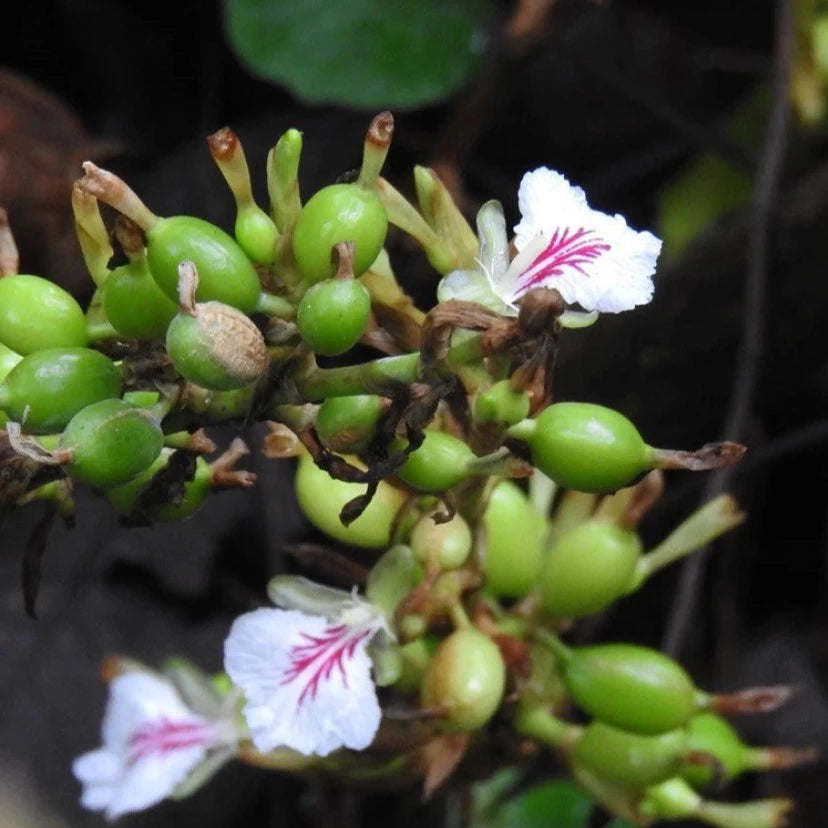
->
[0,206,19,276]
[207,126,238,161]
[367,112,395,148]
[262,421,303,459]
[177,260,199,315]
[181,428,217,455]
[711,684,798,715]
[652,441,747,472]
[518,288,565,336]
[333,240,356,280]
[114,215,145,258]
[759,745,819,770]
[210,437,257,488]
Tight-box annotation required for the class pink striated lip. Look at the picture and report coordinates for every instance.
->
[282,623,373,708]
[512,227,610,296]
[126,717,216,765]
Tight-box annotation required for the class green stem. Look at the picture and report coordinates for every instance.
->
[255,291,295,319]
[505,418,536,442]
[628,494,745,590]
[86,319,119,343]
[534,628,573,665]
[292,352,420,402]
[513,704,581,749]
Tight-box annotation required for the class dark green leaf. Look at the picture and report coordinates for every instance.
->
[224,0,492,108]
[490,780,594,828]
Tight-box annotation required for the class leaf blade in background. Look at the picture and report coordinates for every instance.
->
[224,0,492,109]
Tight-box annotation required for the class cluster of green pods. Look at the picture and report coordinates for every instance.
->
[0,109,805,828]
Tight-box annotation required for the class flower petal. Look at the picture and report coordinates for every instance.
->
[73,670,227,819]
[504,167,661,313]
[224,607,382,757]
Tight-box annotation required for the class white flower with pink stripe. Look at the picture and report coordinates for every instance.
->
[499,167,662,313]
[72,671,237,820]
[224,601,385,757]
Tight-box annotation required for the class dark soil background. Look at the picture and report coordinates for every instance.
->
[1,1,827,826]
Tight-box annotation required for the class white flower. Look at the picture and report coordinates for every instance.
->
[501,167,661,313]
[224,601,385,757]
[72,671,236,820]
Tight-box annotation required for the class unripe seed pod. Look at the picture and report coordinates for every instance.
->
[297,277,371,356]
[105,452,212,522]
[146,216,262,312]
[558,641,703,735]
[103,257,178,340]
[0,274,88,354]
[681,713,747,790]
[0,347,121,433]
[0,341,22,381]
[410,511,472,570]
[482,480,545,597]
[316,394,385,453]
[573,721,688,787]
[60,398,163,487]
[292,183,388,283]
[166,261,267,391]
[473,380,531,426]
[539,520,642,617]
[79,164,293,318]
[509,402,650,492]
[294,451,408,549]
[421,628,506,731]
[395,430,476,492]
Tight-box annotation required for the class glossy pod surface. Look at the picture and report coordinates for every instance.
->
[525,402,649,492]
[563,643,700,735]
[146,216,262,312]
[395,430,475,492]
[539,520,641,617]
[574,721,688,787]
[315,394,385,453]
[294,451,408,549]
[103,261,178,339]
[61,399,163,487]
[482,480,545,597]
[680,713,746,789]
[296,277,372,356]
[420,628,506,731]
[292,184,388,283]
[0,347,121,433]
[0,274,87,353]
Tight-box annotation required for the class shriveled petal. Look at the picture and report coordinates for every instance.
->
[224,607,382,757]
[504,167,661,313]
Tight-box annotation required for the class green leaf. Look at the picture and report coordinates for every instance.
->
[489,780,594,828]
[223,0,492,108]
